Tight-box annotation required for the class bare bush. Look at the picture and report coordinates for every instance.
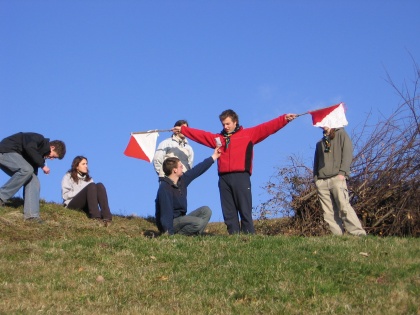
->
[256,59,420,236]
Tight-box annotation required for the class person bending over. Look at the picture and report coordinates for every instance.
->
[0,132,66,223]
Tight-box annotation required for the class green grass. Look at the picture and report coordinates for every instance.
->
[1,202,419,314]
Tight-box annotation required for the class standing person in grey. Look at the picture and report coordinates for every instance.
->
[153,120,194,181]
[0,132,66,222]
[313,126,366,236]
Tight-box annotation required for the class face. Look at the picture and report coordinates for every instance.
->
[221,117,237,133]
[45,147,59,160]
[322,126,331,134]
[175,123,188,139]
[77,159,88,173]
[174,161,184,177]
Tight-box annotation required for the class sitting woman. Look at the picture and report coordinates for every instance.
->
[61,156,112,226]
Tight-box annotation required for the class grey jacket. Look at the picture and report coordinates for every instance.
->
[61,172,93,206]
[153,134,194,178]
[313,128,353,181]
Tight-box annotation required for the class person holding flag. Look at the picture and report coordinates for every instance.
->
[153,120,194,181]
[311,103,366,236]
[173,109,297,235]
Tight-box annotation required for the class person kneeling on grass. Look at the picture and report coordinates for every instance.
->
[61,156,112,226]
[155,147,221,235]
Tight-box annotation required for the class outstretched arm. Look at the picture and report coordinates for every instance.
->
[249,113,297,144]
[182,147,221,186]
[172,126,220,148]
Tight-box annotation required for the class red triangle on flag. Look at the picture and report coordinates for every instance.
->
[308,103,342,125]
[124,135,150,161]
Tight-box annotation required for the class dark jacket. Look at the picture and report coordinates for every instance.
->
[0,132,50,172]
[181,115,289,175]
[155,156,214,234]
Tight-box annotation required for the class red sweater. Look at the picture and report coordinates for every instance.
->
[181,114,289,175]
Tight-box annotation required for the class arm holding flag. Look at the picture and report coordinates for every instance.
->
[177,126,220,148]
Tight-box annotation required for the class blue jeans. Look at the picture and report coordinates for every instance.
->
[0,152,41,219]
[173,206,212,235]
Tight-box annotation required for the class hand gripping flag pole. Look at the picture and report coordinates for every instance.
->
[124,129,172,162]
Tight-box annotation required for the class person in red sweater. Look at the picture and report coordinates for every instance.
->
[173,109,297,234]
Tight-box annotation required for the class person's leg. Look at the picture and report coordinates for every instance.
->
[85,183,101,219]
[0,153,33,202]
[330,177,366,236]
[67,185,89,216]
[219,175,240,234]
[173,206,212,235]
[316,178,344,235]
[67,184,100,219]
[23,174,40,219]
[231,173,254,234]
[96,183,112,221]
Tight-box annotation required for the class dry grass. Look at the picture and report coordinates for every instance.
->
[1,201,419,315]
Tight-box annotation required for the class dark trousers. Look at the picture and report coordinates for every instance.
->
[67,182,112,221]
[218,172,255,234]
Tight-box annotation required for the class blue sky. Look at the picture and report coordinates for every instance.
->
[1,1,419,223]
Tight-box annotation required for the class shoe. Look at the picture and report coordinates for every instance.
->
[25,217,45,224]
[103,220,112,227]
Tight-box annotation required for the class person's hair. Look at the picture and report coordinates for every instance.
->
[174,120,188,127]
[163,157,180,176]
[219,109,239,125]
[68,155,92,183]
[50,140,66,159]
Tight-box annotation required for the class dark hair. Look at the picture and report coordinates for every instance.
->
[219,109,239,125]
[68,156,92,183]
[174,120,188,127]
[163,157,180,176]
[50,140,66,159]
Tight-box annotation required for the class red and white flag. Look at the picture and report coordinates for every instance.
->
[308,103,348,128]
[124,132,159,162]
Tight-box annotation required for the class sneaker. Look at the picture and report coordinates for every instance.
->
[25,217,45,224]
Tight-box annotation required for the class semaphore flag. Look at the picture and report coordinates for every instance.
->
[124,131,159,162]
[308,103,348,128]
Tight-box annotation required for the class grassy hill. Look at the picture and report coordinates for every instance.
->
[0,201,419,314]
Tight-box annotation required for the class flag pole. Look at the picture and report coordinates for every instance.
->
[130,129,172,135]
[297,102,345,117]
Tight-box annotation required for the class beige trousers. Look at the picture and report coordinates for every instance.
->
[315,176,366,236]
